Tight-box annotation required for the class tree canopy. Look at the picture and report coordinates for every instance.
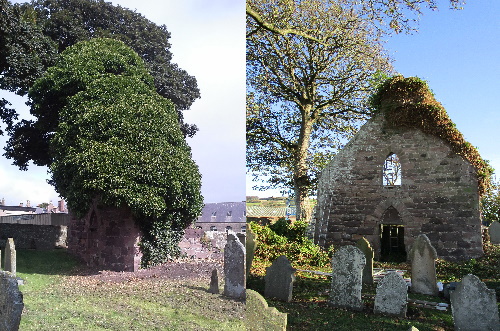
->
[246,0,465,221]
[41,38,203,265]
[0,0,200,170]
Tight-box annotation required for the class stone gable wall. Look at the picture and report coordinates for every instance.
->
[314,114,483,261]
[67,201,142,271]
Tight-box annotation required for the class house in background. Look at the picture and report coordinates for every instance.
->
[193,202,246,233]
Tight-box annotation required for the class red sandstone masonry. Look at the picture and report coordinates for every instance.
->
[313,114,483,261]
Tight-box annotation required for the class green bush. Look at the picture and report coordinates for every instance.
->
[249,220,331,267]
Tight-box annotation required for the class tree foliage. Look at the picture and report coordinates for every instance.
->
[0,0,200,170]
[246,0,464,220]
[40,38,203,266]
[481,177,500,226]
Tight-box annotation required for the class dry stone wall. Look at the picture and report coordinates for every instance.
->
[314,114,483,261]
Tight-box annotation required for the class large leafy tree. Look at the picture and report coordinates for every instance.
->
[36,38,203,266]
[0,0,200,170]
[481,177,500,227]
[246,0,464,221]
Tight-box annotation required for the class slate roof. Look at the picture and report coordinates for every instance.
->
[196,202,246,224]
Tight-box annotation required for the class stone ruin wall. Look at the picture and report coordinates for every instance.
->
[314,114,483,261]
[67,201,142,271]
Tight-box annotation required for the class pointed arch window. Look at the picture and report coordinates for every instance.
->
[383,153,402,186]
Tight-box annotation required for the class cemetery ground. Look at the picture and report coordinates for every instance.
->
[248,242,500,330]
[16,249,245,330]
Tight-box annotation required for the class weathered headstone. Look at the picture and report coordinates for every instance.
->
[246,289,287,331]
[408,234,438,295]
[0,271,24,331]
[450,274,500,331]
[373,271,408,317]
[223,233,246,300]
[246,225,258,278]
[489,221,500,245]
[208,269,219,294]
[264,255,296,302]
[356,237,374,284]
[329,245,366,311]
[4,238,16,277]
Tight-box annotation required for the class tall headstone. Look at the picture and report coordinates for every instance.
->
[223,233,246,300]
[4,238,16,277]
[246,289,287,331]
[408,234,438,295]
[264,255,296,302]
[450,274,500,331]
[246,225,258,278]
[208,269,219,294]
[489,221,500,245]
[356,237,374,284]
[0,271,23,331]
[329,245,366,311]
[373,271,408,317]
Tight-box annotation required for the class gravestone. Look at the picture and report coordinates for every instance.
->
[450,274,500,331]
[0,271,23,331]
[246,289,287,331]
[208,269,219,294]
[329,245,366,311]
[408,234,438,295]
[223,233,246,300]
[264,255,296,302]
[489,221,500,244]
[356,237,374,284]
[373,271,408,317]
[4,238,16,277]
[246,225,258,278]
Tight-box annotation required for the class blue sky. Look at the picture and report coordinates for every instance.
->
[0,0,246,206]
[247,0,500,197]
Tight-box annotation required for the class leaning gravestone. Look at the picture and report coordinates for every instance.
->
[246,225,258,278]
[246,289,287,331]
[450,274,500,331]
[265,255,296,302]
[4,238,16,277]
[223,233,245,300]
[408,234,438,295]
[0,271,24,331]
[356,237,374,284]
[329,245,366,311]
[208,269,219,294]
[489,221,500,245]
[373,271,408,317]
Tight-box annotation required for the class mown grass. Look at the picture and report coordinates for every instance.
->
[248,243,500,330]
[16,249,245,330]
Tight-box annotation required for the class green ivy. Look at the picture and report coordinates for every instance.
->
[370,75,494,196]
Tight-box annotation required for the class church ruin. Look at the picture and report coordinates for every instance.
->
[313,76,492,261]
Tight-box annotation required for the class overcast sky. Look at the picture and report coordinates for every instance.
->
[247,0,500,198]
[0,0,246,206]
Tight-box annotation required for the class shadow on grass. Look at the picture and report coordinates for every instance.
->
[16,249,84,276]
[183,284,246,303]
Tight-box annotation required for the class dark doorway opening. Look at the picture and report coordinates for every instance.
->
[380,224,406,262]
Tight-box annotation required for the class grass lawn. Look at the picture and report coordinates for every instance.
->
[16,250,245,330]
[248,243,500,330]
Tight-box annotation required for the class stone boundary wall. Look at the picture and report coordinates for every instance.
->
[0,224,67,250]
[0,213,69,226]
[180,229,245,260]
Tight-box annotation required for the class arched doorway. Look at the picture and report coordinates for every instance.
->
[380,206,406,262]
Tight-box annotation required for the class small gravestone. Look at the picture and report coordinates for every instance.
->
[408,234,438,295]
[329,245,366,311]
[356,237,374,284]
[246,225,258,278]
[223,233,246,300]
[208,269,219,294]
[264,255,296,302]
[489,221,500,245]
[450,274,500,331]
[4,238,16,277]
[0,271,24,331]
[373,271,408,317]
[246,289,287,331]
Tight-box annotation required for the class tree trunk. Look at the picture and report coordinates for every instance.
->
[293,106,314,222]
